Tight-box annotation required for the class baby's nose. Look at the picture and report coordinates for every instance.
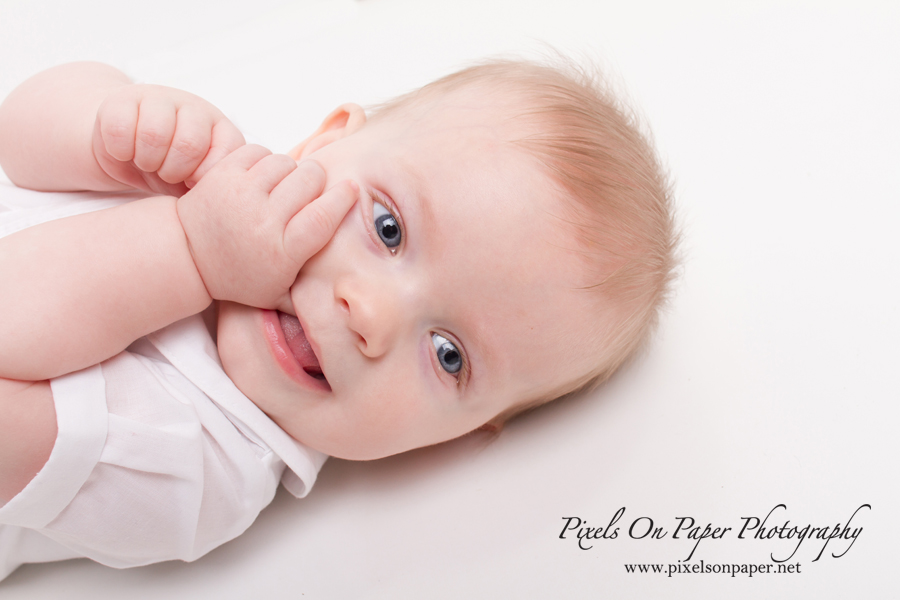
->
[335,278,402,358]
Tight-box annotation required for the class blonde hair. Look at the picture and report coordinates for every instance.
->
[372,57,679,425]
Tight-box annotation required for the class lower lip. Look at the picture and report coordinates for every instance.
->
[261,309,331,392]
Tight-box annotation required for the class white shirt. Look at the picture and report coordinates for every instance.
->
[0,184,328,581]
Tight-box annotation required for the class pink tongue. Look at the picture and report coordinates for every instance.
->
[278,312,321,375]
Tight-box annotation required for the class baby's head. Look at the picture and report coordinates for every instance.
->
[216,57,677,460]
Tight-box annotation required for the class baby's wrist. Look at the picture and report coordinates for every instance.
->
[173,195,216,304]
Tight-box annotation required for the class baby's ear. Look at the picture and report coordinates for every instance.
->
[288,103,366,160]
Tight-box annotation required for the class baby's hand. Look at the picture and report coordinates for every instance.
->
[93,84,245,195]
[176,144,357,311]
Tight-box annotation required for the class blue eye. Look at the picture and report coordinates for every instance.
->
[373,201,401,248]
[431,333,462,375]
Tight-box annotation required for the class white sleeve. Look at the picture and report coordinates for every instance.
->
[0,366,108,580]
[0,350,283,578]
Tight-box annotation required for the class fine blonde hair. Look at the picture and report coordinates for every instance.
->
[372,56,679,426]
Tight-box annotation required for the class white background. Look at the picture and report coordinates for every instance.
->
[1,0,897,597]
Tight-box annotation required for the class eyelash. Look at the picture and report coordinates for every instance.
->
[367,187,404,253]
[453,350,470,388]
[433,331,470,388]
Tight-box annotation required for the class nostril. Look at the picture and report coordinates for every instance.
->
[339,298,350,314]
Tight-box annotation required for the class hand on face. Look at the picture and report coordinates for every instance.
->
[92,84,246,195]
[176,144,358,312]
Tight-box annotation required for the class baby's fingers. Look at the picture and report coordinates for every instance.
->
[185,118,246,187]
[269,160,327,222]
[132,97,177,173]
[284,180,358,265]
[157,104,213,184]
[215,143,273,171]
[98,95,138,162]
[248,154,298,193]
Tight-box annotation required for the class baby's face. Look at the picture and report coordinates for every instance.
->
[217,91,599,459]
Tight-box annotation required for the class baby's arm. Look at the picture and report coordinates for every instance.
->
[0,64,251,379]
[0,62,244,194]
[0,379,55,504]
[0,147,358,381]
[0,195,211,381]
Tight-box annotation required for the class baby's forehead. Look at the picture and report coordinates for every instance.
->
[369,83,540,142]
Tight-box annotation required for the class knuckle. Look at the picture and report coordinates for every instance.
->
[295,161,325,190]
[170,135,207,160]
[137,127,170,150]
[274,154,298,174]
[102,122,132,143]
[276,153,296,166]
[262,152,289,167]
[224,125,246,148]
[241,144,270,160]
[306,204,335,235]
[97,96,123,118]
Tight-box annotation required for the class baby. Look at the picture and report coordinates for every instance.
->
[0,58,676,578]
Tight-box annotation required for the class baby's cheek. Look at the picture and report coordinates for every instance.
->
[215,304,267,398]
[337,393,419,459]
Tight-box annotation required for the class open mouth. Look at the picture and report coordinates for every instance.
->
[277,311,326,382]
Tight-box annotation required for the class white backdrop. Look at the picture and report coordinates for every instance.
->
[1,0,897,597]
